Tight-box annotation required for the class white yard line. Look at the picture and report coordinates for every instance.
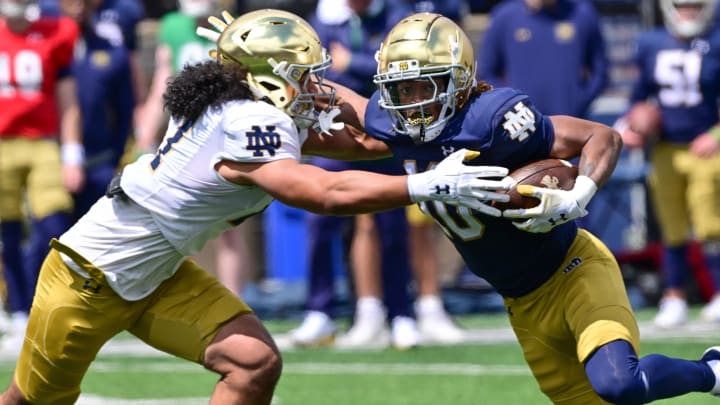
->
[76,395,208,405]
[92,319,719,359]
[86,360,531,376]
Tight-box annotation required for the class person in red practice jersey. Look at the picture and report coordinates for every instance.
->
[0,0,83,356]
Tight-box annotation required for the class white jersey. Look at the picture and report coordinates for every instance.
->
[60,99,307,300]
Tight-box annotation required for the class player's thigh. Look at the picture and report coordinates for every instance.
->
[26,139,73,218]
[647,143,690,245]
[129,259,253,363]
[685,152,720,240]
[16,248,138,404]
[0,138,31,220]
[505,230,638,403]
[565,231,639,358]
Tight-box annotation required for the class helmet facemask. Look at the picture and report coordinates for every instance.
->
[265,48,336,129]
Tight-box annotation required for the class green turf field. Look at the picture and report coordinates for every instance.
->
[0,309,717,404]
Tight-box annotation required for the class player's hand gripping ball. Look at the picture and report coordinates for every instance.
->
[493,159,578,211]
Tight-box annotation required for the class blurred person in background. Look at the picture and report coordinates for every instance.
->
[0,0,83,355]
[619,0,720,328]
[405,0,469,23]
[478,0,608,119]
[135,0,256,296]
[289,0,424,350]
[235,0,318,19]
[54,0,142,220]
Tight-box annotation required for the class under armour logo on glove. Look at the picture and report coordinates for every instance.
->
[503,176,598,233]
[406,148,512,217]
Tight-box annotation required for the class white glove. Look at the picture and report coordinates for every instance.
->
[312,108,345,136]
[406,148,512,217]
[502,175,597,233]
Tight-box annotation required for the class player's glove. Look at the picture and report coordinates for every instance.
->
[502,175,597,233]
[406,149,512,217]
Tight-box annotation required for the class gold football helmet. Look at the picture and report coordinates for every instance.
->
[374,13,476,143]
[197,9,335,129]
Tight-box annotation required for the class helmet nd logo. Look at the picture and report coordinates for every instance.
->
[399,61,409,71]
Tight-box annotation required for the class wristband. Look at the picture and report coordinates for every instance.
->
[61,143,85,165]
[570,175,597,210]
[709,126,720,142]
[406,172,433,203]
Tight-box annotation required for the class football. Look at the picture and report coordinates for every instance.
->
[493,159,578,210]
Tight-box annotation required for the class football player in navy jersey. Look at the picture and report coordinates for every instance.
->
[332,12,720,404]
[620,0,720,329]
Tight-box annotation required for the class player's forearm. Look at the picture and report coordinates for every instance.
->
[576,125,621,189]
[550,116,621,188]
[274,170,412,216]
[56,77,84,165]
[302,125,392,161]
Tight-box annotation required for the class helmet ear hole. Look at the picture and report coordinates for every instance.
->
[259,81,281,92]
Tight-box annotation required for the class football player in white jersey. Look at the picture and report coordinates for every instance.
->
[0,9,513,405]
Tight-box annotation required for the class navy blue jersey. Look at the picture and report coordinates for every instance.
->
[365,88,578,297]
[478,0,607,118]
[74,34,134,166]
[73,6,135,166]
[629,28,720,143]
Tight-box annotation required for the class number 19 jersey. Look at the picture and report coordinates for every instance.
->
[0,17,79,138]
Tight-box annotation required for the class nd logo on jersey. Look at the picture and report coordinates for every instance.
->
[246,125,281,156]
[503,101,536,142]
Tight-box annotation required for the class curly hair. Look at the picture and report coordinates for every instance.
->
[163,60,254,123]
[470,80,493,98]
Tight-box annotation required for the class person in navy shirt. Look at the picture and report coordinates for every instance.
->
[288,0,423,350]
[620,0,720,329]
[478,0,608,118]
[57,0,140,218]
[332,12,720,403]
